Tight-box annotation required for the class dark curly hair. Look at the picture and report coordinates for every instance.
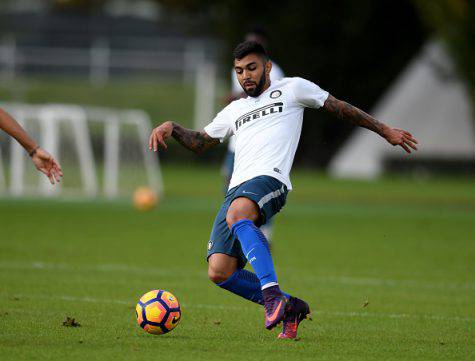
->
[233,41,269,61]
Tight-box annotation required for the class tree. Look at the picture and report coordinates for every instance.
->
[414,0,475,110]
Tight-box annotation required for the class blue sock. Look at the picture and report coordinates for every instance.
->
[218,269,290,305]
[231,219,278,289]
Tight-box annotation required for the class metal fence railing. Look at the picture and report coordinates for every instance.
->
[0,36,219,130]
[0,36,216,85]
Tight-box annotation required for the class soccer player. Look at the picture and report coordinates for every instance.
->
[223,27,284,242]
[149,41,418,339]
[0,107,62,184]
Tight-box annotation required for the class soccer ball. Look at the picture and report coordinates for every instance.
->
[136,289,181,335]
[133,186,157,211]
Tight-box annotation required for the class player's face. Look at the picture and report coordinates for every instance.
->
[234,53,271,97]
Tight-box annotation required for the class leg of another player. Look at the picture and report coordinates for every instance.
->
[260,220,273,250]
[226,197,288,329]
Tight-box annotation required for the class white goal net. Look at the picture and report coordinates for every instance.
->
[0,102,163,199]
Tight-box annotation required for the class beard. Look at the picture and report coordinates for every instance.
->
[243,71,267,97]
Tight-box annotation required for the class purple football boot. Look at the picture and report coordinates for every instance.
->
[278,296,311,339]
[263,286,288,330]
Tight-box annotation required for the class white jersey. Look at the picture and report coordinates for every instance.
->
[205,77,329,190]
[228,61,285,152]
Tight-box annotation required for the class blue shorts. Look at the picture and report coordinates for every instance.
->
[207,175,288,269]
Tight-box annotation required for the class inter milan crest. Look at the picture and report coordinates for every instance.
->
[270,90,282,99]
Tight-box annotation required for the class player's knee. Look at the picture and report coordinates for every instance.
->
[208,253,238,284]
[226,197,260,229]
[208,267,231,284]
[225,212,243,229]
[226,213,258,230]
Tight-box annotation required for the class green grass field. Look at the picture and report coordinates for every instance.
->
[0,165,474,360]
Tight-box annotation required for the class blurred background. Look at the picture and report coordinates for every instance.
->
[0,0,473,198]
[0,2,474,359]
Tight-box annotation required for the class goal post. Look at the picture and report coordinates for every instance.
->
[0,102,164,199]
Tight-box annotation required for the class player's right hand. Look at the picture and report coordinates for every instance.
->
[149,121,173,152]
[31,147,63,185]
[383,127,418,154]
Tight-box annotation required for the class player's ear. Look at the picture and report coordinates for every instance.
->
[265,60,272,75]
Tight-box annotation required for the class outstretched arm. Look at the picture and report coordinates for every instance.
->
[0,108,38,155]
[149,121,220,155]
[0,108,63,184]
[323,95,418,153]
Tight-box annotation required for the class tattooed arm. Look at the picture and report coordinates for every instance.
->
[323,94,418,153]
[149,121,220,155]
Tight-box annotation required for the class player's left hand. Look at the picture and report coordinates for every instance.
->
[149,121,173,152]
[31,147,63,184]
[383,127,418,154]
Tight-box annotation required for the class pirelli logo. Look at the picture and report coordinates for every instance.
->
[235,102,283,131]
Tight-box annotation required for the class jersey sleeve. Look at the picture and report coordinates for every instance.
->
[290,77,329,109]
[204,108,233,143]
